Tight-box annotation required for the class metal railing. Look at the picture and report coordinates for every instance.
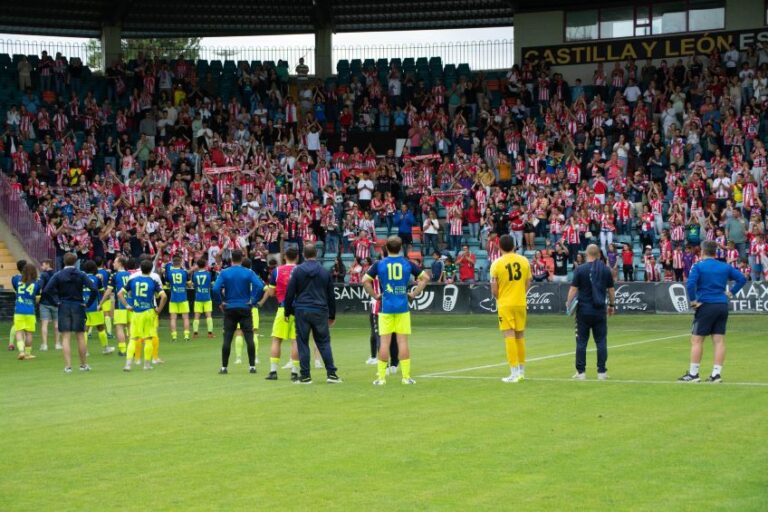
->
[0,39,94,64]
[0,38,513,73]
[192,46,314,72]
[0,172,55,264]
[334,40,514,71]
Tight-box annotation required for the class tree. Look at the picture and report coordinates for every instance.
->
[84,37,202,69]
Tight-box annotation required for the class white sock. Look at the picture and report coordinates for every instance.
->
[509,366,519,378]
[690,363,700,376]
[518,364,525,376]
[270,362,278,372]
[712,365,722,377]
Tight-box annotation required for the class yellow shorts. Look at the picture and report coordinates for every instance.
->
[130,310,156,340]
[154,313,159,329]
[114,309,130,325]
[498,305,527,332]
[169,301,190,314]
[271,307,295,340]
[13,313,36,333]
[86,311,105,327]
[101,299,112,313]
[379,312,411,335]
[193,300,212,314]
[252,307,259,330]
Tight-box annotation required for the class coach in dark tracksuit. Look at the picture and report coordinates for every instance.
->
[284,243,341,384]
[43,252,99,373]
[566,244,615,380]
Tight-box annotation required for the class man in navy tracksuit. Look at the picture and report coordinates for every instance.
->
[284,243,341,384]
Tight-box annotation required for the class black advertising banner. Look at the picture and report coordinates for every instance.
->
[613,283,656,314]
[522,27,768,66]
[654,281,768,314]
[334,284,472,314]
[2,282,766,318]
[469,283,566,314]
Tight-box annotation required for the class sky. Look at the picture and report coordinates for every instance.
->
[0,27,514,70]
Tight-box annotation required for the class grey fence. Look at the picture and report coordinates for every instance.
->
[334,39,514,70]
[0,172,55,265]
[0,38,514,73]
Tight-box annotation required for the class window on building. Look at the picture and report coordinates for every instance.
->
[565,9,598,41]
[688,0,725,32]
[564,1,725,42]
[635,6,651,36]
[600,7,635,39]
[652,2,687,34]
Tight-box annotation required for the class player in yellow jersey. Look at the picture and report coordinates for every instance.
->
[490,234,531,383]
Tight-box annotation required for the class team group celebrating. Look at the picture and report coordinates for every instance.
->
[6,233,432,384]
[9,230,743,383]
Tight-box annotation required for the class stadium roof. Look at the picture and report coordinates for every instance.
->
[0,0,627,39]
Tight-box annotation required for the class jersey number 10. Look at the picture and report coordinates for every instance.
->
[386,263,403,280]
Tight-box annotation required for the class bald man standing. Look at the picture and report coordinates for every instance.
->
[566,244,615,380]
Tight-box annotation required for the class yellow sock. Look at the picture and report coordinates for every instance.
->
[183,330,190,340]
[16,339,24,352]
[105,316,113,336]
[254,333,259,352]
[126,339,136,360]
[9,326,16,346]
[134,339,143,363]
[235,336,244,358]
[171,330,178,341]
[98,330,108,348]
[24,345,32,355]
[152,336,160,360]
[505,337,519,367]
[143,338,154,363]
[516,338,526,366]
[118,341,126,353]
[400,359,411,379]
[206,317,213,333]
[192,319,199,333]
[377,360,388,380]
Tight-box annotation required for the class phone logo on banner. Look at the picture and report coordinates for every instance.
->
[409,287,435,311]
[408,285,460,312]
[442,285,459,312]
[668,283,689,313]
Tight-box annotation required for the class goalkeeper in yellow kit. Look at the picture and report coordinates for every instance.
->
[489,234,531,383]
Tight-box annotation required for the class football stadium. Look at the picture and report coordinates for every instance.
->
[0,1,767,510]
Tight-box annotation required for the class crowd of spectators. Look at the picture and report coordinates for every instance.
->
[3,43,768,285]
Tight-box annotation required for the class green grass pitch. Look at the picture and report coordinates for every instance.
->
[1,314,767,511]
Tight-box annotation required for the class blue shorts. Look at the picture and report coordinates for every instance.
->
[58,303,86,333]
[692,303,729,336]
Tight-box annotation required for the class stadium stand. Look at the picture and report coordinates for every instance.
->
[0,48,767,286]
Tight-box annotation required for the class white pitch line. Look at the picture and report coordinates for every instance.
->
[419,333,690,377]
[419,375,768,387]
